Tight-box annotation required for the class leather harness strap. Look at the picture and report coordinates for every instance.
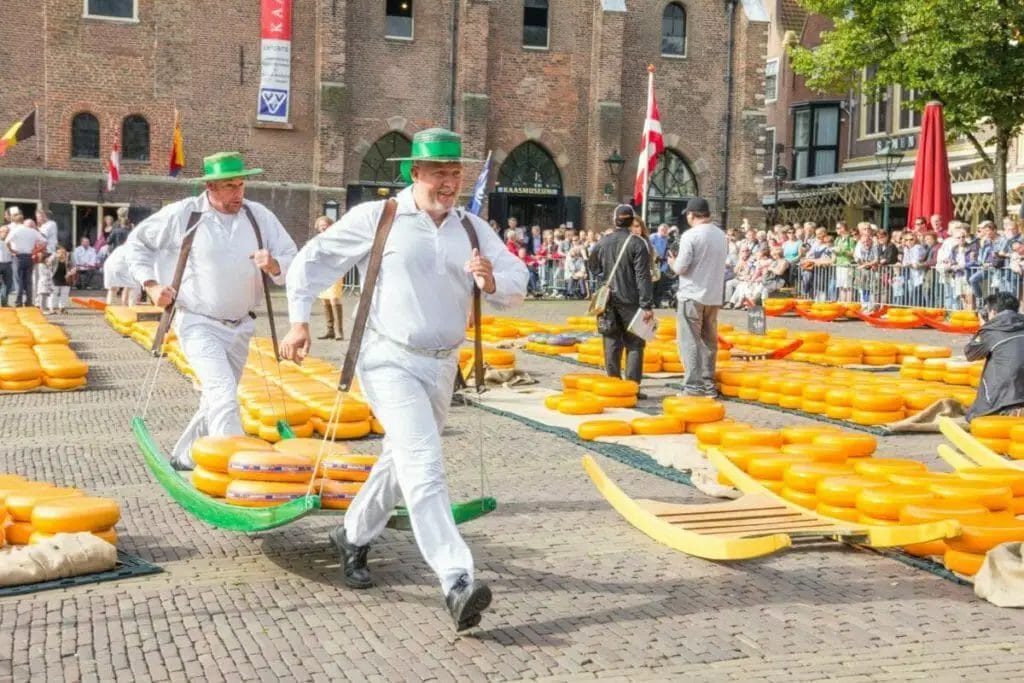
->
[459,213,486,394]
[151,211,202,356]
[242,204,281,361]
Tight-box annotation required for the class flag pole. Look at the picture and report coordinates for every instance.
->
[34,102,40,160]
[641,65,654,225]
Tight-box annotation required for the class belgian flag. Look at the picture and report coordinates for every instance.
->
[0,110,36,157]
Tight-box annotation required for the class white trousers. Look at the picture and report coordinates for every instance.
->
[51,286,71,310]
[343,332,472,595]
[170,312,254,468]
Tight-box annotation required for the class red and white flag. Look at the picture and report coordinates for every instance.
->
[107,139,121,191]
[634,67,664,208]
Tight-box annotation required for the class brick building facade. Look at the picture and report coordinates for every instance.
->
[0,0,768,247]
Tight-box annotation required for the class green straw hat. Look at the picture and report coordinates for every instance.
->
[388,128,480,183]
[197,152,264,182]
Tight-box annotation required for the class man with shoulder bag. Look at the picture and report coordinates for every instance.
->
[587,204,655,398]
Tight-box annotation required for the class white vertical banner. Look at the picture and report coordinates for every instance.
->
[257,0,292,123]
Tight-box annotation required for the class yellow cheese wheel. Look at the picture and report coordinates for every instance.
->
[258,424,282,442]
[5,520,33,545]
[816,475,889,507]
[758,391,780,405]
[903,539,948,557]
[850,409,905,425]
[970,415,1024,439]
[801,384,833,402]
[192,466,231,498]
[756,479,784,494]
[780,486,818,510]
[692,421,751,445]
[719,446,783,472]
[577,420,633,441]
[899,500,990,525]
[780,425,842,445]
[192,436,274,473]
[855,513,897,526]
[720,429,784,450]
[595,394,638,409]
[783,462,856,493]
[779,443,848,464]
[254,401,313,427]
[980,437,1013,455]
[307,399,371,423]
[800,400,827,414]
[1009,424,1024,443]
[816,501,861,523]
[887,472,962,488]
[956,468,1024,496]
[630,416,684,435]
[558,396,604,415]
[370,417,385,435]
[662,362,684,373]
[665,399,726,424]
[320,454,378,482]
[28,528,117,546]
[852,458,927,479]
[0,378,43,391]
[824,388,853,407]
[719,384,740,397]
[946,514,1024,553]
[316,479,363,510]
[6,487,83,522]
[592,379,639,397]
[851,394,903,412]
[225,480,310,507]
[861,342,897,356]
[43,376,87,390]
[854,485,936,520]
[544,394,567,411]
[927,480,1013,511]
[575,376,605,392]
[824,405,853,420]
[228,451,316,483]
[944,548,985,576]
[746,453,814,481]
[31,497,121,534]
[737,387,761,401]
[274,437,351,459]
[482,349,515,366]
[914,345,952,359]
[811,433,876,458]
[0,480,52,506]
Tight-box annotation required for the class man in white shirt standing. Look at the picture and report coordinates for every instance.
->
[0,223,14,307]
[280,128,528,632]
[4,207,46,307]
[123,152,297,469]
[36,208,58,254]
[672,197,728,397]
[72,237,100,290]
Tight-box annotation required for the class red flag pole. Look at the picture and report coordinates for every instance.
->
[642,65,655,224]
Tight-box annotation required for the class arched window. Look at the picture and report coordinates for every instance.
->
[647,149,698,226]
[71,113,100,159]
[122,115,150,161]
[385,0,413,39]
[359,132,411,185]
[661,3,686,56]
[496,142,562,194]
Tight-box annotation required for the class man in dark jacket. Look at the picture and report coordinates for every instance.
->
[965,291,1024,419]
[588,204,654,396]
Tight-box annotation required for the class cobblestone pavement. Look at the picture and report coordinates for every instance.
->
[2,298,1022,682]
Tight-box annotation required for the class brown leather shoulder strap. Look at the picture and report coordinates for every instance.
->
[242,203,280,361]
[459,213,485,393]
[338,199,398,392]
[151,211,202,356]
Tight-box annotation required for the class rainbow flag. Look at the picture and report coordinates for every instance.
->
[168,110,185,176]
[0,110,36,157]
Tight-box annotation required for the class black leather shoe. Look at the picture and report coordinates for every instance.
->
[445,574,492,632]
[329,527,373,589]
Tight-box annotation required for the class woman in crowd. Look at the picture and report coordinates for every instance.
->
[563,247,588,299]
[313,215,346,340]
[853,229,881,305]
[46,246,74,314]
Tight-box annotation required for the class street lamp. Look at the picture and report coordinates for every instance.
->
[875,138,905,232]
[604,149,625,198]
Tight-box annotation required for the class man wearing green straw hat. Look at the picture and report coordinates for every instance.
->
[280,128,528,631]
[124,152,297,469]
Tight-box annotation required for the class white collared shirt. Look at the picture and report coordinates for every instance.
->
[39,220,58,252]
[287,186,529,350]
[123,192,297,321]
[73,246,99,268]
[6,225,45,255]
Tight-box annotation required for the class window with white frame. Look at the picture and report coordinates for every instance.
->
[385,0,413,39]
[861,65,889,137]
[764,127,776,176]
[84,0,135,20]
[523,0,549,49]
[765,59,779,102]
[897,86,923,130]
[792,104,840,179]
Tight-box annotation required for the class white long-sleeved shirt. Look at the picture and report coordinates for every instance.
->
[73,245,99,268]
[102,245,138,289]
[287,186,529,350]
[39,220,58,253]
[123,193,297,321]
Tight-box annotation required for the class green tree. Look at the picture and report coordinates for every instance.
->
[790,0,1024,220]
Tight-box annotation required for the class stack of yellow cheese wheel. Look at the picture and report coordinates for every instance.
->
[0,309,89,392]
[191,435,276,498]
[0,473,120,547]
[969,415,1024,456]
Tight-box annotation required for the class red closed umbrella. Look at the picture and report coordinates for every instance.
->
[907,101,954,232]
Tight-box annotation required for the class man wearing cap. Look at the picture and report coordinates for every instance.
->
[123,152,297,469]
[587,203,655,395]
[279,128,528,632]
[672,197,727,397]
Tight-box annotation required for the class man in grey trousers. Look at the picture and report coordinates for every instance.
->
[672,197,728,397]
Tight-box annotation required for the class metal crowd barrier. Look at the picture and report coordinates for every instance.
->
[798,264,1023,309]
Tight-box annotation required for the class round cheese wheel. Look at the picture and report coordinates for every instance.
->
[320,454,378,482]
[981,438,1013,455]
[779,443,847,463]
[720,429,784,450]
[28,528,117,546]
[274,437,351,459]
[780,486,817,510]
[852,458,927,479]
[719,446,783,472]
[758,391,780,405]
[816,501,861,523]
[887,472,962,488]
[811,433,877,458]
[927,480,1013,511]
[944,548,985,576]
[914,345,952,359]
[665,399,726,424]
[746,453,814,481]
[31,496,120,534]
[0,378,42,391]
[691,421,751,445]
[592,379,639,397]
[946,514,1024,553]
[956,468,1024,496]
[899,500,991,525]
[595,394,638,409]
[192,466,231,498]
[851,394,903,412]
[850,409,905,426]
[192,436,273,473]
[575,376,605,392]
[254,401,313,427]
[630,416,684,435]
[370,418,385,435]
[5,520,33,545]
[225,480,310,507]
[783,462,855,493]
[970,415,1024,439]
[44,376,87,390]
[544,394,567,411]
[780,425,842,445]
[558,396,604,415]
[824,388,853,407]
[561,373,606,390]
[316,479,363,510]
[902,539,948,558]
[755,478,784,494]
[577,420,633,441]
[816,475,889,507]
[854,485,935,520]
[738,387,760,401]
[6,487,83,522]
[228,451,316,483]
[308,400,371,423]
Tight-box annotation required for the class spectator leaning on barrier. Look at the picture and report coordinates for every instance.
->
[833,221,856,302]
[965,292,1024,419]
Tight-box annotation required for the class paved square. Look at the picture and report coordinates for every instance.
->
[2,300,1022,682]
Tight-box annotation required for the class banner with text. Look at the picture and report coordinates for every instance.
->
[257,0,292,123]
